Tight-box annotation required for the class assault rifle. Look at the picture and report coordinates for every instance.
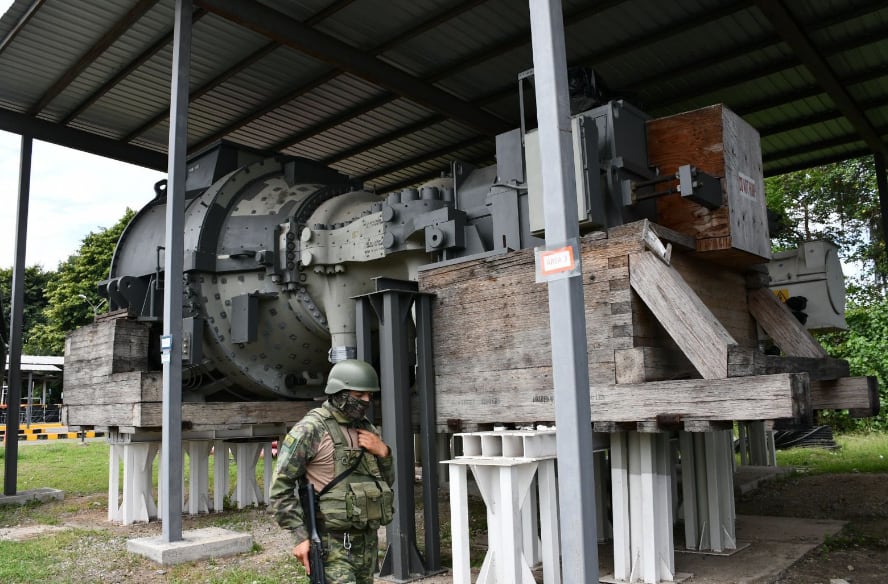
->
[299,481,327,584]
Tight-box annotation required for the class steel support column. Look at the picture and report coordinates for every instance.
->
[415,294,441,572]
[356,281,438,581]
[3,134,31,496]
[160,0,192,543]
[528,1,599,582]
[374,289,424,580]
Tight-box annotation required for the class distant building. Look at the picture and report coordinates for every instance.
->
[2,355,64,424]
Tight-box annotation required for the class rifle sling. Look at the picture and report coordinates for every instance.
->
[317,449,365,498]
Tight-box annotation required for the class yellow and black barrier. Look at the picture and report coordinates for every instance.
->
[0,423,105,441]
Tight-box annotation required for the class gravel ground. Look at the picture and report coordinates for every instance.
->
[2,472,886,583]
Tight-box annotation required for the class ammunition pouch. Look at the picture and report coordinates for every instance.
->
[319,480,394,531]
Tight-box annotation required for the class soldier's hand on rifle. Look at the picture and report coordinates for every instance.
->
[293,539,311,573]
[356,429,390,458]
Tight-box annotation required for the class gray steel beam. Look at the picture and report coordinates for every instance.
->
[61,9,209,126]
[193,0,492,153]
[0,109,166,170]
[121,41,279,143]
[196,0,511,137]
[268,93,396,153]
[269,0,624,154]
[753,0,887,157]
[764,147,873,178]
[414,294,441,572]
[765,127,887,163]
[121,0,355,143]
[373,290,426,580]
[26,0,159,116]
[0,0,48,56]
[354,297,373,364]
[626,0,888,108]
[528,1,598,582]
[160,0,192,543]
[3,134,31,496]
[355,136,491,184]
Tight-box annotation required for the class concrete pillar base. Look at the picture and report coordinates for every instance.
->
[127,527,252,565]
[0,487,64,506]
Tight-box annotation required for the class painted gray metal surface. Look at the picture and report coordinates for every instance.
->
[2,0,886,186]
[528,1,599,582]
[372,288,426,581]
[160,0,191,543]
[2,134,30,497]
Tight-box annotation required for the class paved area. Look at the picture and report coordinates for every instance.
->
[377,466,839,583]
[376,513,845,583]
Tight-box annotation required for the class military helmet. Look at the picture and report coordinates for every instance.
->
[324,359,380,395]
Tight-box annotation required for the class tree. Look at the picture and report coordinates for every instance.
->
[26,209,135,355]
[765,156,885,300]
[766,158,887,431]
[817,297,888,431]
[0,264,54,353]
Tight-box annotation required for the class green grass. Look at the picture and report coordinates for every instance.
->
[3,441,268,497]
[0,528,113,584]
[776,432,888,474]
[10,442,109,494]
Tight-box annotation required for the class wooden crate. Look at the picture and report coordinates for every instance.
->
[647,104,770,264]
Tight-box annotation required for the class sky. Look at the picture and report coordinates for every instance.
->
[0,131,164,270]
[0,0,165,270]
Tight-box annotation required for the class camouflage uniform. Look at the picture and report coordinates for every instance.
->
[271,401,394,584]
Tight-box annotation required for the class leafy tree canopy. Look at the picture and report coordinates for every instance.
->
[766,157,887,430]
[1,264,54,353]
[765,156,885,300]
[25,208,135,355]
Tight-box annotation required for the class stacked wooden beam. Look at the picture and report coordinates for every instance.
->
[417,220,876,432]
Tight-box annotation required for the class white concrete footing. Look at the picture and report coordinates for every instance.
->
[679,430,737,553]
[445,430,560,584]
[610,431,675,584]
[127,526,253,565]
[0,487,64,506]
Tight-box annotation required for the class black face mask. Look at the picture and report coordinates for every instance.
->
[332,392,370,421]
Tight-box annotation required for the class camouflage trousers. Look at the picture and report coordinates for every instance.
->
[321,529,378,584]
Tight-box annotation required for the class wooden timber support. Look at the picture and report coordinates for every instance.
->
[629,249,736,379]
[418,219,877,433]
[63,318,312,431]
[747,287,827,359]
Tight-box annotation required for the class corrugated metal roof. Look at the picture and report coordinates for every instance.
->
[1,0,886,188]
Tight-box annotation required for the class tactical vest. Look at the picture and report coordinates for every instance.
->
[308,407,394,532]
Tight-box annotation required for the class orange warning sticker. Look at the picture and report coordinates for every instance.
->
[539,246,575,276]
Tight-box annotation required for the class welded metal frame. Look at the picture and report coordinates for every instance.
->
[527,0,599,582]
[354,280,440,581]
[158,0,192,543]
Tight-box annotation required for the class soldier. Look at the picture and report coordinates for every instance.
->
[271,359,394,584]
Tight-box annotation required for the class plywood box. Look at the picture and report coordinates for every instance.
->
[647,104,770,264]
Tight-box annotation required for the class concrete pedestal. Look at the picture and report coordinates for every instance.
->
[127,526,252,565]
